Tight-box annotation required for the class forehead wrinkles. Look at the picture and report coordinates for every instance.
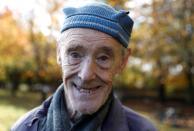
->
[58,29,124,57]
[59,28,115,44]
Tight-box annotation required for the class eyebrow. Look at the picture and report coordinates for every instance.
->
[65,42,115,57]
[97,46,114,57]
[66,44,85,52]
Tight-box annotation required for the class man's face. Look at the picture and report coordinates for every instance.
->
[57,28,128,116]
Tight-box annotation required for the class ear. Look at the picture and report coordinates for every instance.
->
[117,48,131,74]
[57,43,62,66]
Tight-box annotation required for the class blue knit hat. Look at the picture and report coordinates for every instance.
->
[61,2,134,48]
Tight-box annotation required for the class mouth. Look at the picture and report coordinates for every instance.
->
[72,82,101,94]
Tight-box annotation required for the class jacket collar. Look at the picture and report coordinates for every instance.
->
[102,96,129,131]
[25,96,53,127]
[25,93,129,131]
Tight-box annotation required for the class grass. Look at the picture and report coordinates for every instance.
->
[124,99,194,131]
[0,88,193,131]
[0,104,27,131]
[138,111,190,131]
[0,88,41,131]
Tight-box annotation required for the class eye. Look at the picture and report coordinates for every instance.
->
[70,52,81,59]
[97,55,109,62]
[96,54,112,69]
[68,51,83,65]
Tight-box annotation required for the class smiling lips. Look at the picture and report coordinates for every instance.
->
[72,82,101,94]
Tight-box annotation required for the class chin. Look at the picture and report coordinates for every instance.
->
[75,101,102,115]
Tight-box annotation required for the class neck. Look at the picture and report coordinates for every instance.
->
[68,106,83,122]
[64,94,83,122]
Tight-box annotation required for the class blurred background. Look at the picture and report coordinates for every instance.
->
[0,0,193,130]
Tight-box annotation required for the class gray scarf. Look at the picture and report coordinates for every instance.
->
[40,84,112,131]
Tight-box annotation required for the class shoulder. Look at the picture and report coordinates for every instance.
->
[11,96,52,131]
[11,106,41,131]
[122,106,157,131]
[107,96,157,131]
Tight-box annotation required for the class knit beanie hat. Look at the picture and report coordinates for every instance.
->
[61,2,134,48]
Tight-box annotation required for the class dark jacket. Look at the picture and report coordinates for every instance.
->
[11,96,157,131]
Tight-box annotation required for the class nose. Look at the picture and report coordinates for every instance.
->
[78,57,96,81]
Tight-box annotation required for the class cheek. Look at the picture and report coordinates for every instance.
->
[61,64,80,83]
[60,52,79,78]
[96,68,114,84]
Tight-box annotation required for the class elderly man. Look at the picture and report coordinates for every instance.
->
[12,2,156,131]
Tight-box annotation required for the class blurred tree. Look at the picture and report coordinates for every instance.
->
[0,0,65,95]
[106,0,128,9]
[152,0,193,103]
[0,9,30,95]
[130,0,194,103]
[27,0,65,90]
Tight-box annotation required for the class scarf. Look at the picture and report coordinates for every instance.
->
[40,84,112,131]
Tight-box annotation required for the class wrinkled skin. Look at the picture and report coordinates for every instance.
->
[57,28,130,120]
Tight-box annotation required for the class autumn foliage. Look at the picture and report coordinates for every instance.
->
[0,0,193,102]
